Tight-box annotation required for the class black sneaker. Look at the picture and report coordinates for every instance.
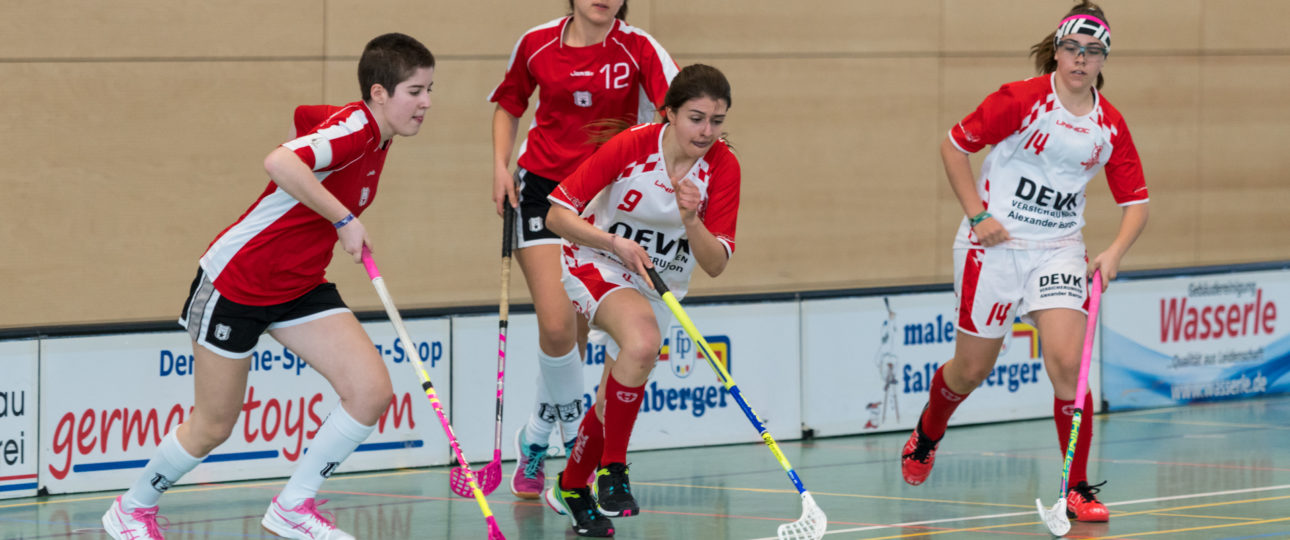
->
[544,473,615,537]
[593,462,639,517]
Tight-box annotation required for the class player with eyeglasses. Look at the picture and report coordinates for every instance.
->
[900,0,1149,525]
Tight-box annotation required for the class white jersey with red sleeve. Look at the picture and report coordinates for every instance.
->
[549,123,740,300]
[198,101,390,305]
[948,73,1148,249]
[488,17,678,182]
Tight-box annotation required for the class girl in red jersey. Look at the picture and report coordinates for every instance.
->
[900,1,1149,524]
[540,64,739,537]
[101,34,435,540]
[488,0,677,499]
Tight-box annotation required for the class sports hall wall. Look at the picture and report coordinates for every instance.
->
[4,1,1288,330]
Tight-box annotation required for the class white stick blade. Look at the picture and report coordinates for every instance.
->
[777,491,827,540]
[1035,497,1070,537]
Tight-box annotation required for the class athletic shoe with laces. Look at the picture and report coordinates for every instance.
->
[900,422,941,486]
[593,462,639,517]
[544,472,615,537]
[1066,480,1110,522]
[102,495,168,540]
[511,426,549,499]
[261,496,354,540]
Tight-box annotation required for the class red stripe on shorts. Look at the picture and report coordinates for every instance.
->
[959,249,985,333]
[570,261,618,302]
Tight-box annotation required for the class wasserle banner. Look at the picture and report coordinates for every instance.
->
[38,320,453,494]
[1101,270,1290,411]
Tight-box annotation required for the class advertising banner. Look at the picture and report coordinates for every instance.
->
[38,320,451,495]
[801,292,1087,437]
[1101,270,1290,411]
[0,339,38,499]
[450,301,803,461]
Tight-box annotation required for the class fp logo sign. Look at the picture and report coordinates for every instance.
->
[669,326,695,378]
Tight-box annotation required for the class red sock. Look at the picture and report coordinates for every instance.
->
[560,407,604,490]
[1054,392,1095,486]
[600,374,645,466]
[920,365,970,440]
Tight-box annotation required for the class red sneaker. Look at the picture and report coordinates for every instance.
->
[900,423,941,486]
[1066,481,1110,522]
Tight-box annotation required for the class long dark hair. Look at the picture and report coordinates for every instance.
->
[567,0,628,22]
[1029,0,1109,90]
[585,64,732,146]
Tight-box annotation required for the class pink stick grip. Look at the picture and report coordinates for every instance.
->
[361,246,381,279]
[1074,269,1102,404]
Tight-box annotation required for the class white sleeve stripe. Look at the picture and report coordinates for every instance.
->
[549,195,579,213]
[1118,198,1149,207]
[280,109,367,171]
[947,127,971,153]
[526,36,560,72]
[610,37,640,70]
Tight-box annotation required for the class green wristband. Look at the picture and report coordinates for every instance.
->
[969,211,991,226]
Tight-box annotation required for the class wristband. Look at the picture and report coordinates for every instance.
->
[333,213,355,229]
[969,211,991,226]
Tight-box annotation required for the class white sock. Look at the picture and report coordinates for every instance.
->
[524,347,584,449]
[277,405,374,508]
[122,431,202,511]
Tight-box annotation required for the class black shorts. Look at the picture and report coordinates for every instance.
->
[513,168,563,248]
[178,268,350,358]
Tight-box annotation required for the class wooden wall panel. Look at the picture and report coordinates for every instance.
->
[1202,0,1290,51]
[681,56,944,295]
[0,2,322,59]
[1197,56,1290,264]
[323,0,658,58]
[651,0,940,55]
[0,61,322,328]
[3,2,1288,329]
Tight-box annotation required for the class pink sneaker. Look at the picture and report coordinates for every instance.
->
[511,426,549,499]
[261,496,353,540]
[102,495,168,540]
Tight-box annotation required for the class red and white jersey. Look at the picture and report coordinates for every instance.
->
[949,73,1148,249]
[550,123,740,299]
[199,101,389,305]
[488,17,678,182]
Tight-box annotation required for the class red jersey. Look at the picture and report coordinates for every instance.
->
[949,73,1148,248]
[550,123,740,299]
[199,101,389,305]
[488,17,677,182]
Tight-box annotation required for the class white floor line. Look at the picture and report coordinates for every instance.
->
[749,483,1290,539]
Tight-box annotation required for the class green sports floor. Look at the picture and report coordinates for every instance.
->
[3,395,1288,539]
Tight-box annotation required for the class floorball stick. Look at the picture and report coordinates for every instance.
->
[450,209,515,496]
[646,267,827,540]
[362,247,505,540]
[1036,269,1103,537]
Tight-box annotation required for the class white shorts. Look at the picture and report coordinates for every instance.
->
[953,244,1089,339]
[562,253,672,360]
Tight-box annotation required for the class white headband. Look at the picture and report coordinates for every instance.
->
[1055,14,1111,51]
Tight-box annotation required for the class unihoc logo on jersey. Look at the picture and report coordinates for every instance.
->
[659,326,730,379]
[573,91,593,108]
[359,186,370,206]
[214,324,232,341]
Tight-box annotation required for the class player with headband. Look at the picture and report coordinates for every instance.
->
[900,1,1147,524]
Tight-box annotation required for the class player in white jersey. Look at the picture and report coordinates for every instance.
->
[101,34,436,540]
[900,1,1149,524]
[487,0,677,499]
[540,64,739,537]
